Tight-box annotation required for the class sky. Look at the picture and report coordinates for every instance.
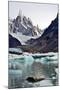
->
[9,1,58,30]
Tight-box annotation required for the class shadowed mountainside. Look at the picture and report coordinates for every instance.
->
[9,34,21,48]
[26,14,58,53]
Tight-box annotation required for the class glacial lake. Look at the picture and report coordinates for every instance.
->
[8,50,58,88]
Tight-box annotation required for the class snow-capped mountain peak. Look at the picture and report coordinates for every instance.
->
[9,10,43,37]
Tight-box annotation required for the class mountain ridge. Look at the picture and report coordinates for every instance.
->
[26,14,58,53]
[9,10,42,36]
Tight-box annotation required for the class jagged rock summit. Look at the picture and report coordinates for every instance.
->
[9,10,42,36]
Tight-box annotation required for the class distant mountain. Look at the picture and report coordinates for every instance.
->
[9,34,21,48]
[9,10,42,36]
[26,14,58,53]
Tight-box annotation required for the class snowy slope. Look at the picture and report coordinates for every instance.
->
[9,31,43,45]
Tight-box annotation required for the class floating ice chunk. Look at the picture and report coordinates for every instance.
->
[24,55,34,66]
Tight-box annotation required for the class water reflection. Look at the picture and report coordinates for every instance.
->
[8,52,58,88]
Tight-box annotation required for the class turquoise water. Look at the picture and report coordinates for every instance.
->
[8,51,58,88]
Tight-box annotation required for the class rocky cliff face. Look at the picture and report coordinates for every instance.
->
[9,11,42,36]
[26,15,58,53]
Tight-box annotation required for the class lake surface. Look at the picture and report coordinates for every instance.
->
[8,49,58,88]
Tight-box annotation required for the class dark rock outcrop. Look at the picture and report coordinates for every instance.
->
[26,77,45,83]
[9,34,21,48]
